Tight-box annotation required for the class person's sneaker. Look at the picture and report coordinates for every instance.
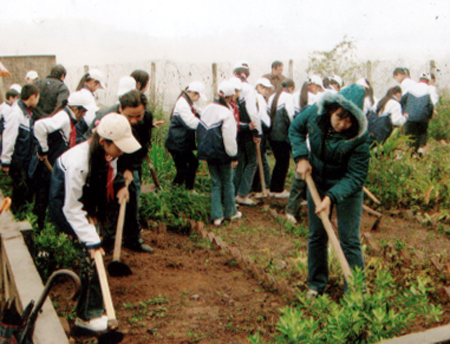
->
[190,189,198,195]
[253,191,268,199]
[230,211,242,221]
[306,289,318,300]
[235,195,256,206]
[285,213,297,224]
[124,241,155,253]
[271,190,290,198]
[213,217,224,226]
[74,315,108,333]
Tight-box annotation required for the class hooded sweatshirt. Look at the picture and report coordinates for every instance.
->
[289,84,370,204]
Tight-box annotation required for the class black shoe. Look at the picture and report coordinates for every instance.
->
[124,241,155,253]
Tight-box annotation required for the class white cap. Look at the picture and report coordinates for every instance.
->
[88,69,106,89]
[10,84,22,93]
[330,75,342,87]
[234,60,250,70]
[218,81,235,97]
[186,81,206,100]
[25,70,39,81]
[356,78,369,89]
[308,75,324,89]
[229,77,242,91]
[256,77,274,89]
[420,72,431,81]
[117,76,137,96]
[68,91,99,112]
[97,113,141,154]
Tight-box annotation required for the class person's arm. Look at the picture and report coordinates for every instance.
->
[175,98,200,130]
[386,100,407,127]
[222,109,238,158]
[56,83,70,110]
[289,104,316,163]
[62,163,101,248]
[1,108,21,168]
[326,135,370,204]
[285,93,296,122]
[34,112,69,155]
[245,87,262,136]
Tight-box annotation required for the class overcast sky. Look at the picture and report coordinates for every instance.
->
[1,0,449,66]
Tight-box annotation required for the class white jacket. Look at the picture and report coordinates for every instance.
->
[375,98,407,127]
[34,109,75,153]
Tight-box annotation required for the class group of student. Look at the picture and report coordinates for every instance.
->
[0,60,438,334]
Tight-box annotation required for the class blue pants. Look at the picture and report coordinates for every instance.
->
[307,188,364,293]
[209,162,237,221]
[234,140,257,197]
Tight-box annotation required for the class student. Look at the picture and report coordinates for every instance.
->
[403,73,434,154]
[1,84,40,213]
[306,75,325,105]
[32,64,70,120]
[75,69,106,139]
[356,78,377,116]
[165,81,204,191]
[31,91,98,229]
[233,61,262,205]
[48,113,140,334]
[329,75,343,92]
[25,70,39,84]
[393,67,416,97]
[262,60,286,97]
[267,78,295,198]
[0,87,20,161]
[290,83,370,296]
[252,77,273,198]
[367,86,407,144]
[197,81,241,226]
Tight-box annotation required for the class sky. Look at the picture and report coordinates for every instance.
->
[1,0,449,66]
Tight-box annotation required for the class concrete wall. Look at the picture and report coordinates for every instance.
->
[0,55,56,103]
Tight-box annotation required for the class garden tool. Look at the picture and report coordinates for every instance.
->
[18,269,81,344]
[255,141,267,197]
[0,196,11,214]
[363,186,381,204]
[107,178,133,277]
[146,153,161,189]
[362,204,383,230]
[305,173,353,284]
[43,157,53,172]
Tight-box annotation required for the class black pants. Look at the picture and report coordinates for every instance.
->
[404,121,429,152]
[169,149,198,190]
[32,162,51,230]
[269,140,291,193]
[9,160,33,214]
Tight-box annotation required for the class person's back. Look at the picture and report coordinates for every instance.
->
[32,65,70,120]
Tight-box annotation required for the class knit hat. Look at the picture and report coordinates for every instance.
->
[318,83,367,139]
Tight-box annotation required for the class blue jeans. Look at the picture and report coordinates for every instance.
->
[209,162,237,220]
[307,187,364,293]
[234,140,257,197]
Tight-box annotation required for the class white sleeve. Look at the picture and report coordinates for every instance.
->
[175,98,200,130]
[1,108,21,166]
[258,94,271,127]
[430,86,439,106]
[285,94,296,122]
[387,100,407,127]
[34,112,70,153]
[245,87,262,135]
[222,111,238,157]
[62,161,101,246]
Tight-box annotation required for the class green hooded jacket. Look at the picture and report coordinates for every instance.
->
[289,84,370,204]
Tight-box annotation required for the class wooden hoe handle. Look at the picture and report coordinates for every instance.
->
[255,142,267,196]
[305,174,353,283]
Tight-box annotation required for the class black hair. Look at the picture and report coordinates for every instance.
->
[329,78,341,91]
[281,78,295,89]
[319,102,359,139]
[363,78,375,107]
[393,67,409,77]
[6,89,19,100]
[50,64,67,79]
[130,70,149,91]
[322,77,330,89]
[21,84,39,100]
[376,86,402,116]
[299,81,309,110]
[120,90,148,109]
[271,60,283,69]
[234,67,249,81]
[430,73,436,81]
[76,73,94,91]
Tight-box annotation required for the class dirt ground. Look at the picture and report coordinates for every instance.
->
[49,195,450,344]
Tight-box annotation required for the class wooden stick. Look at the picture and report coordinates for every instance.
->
[112,179,131,262]
[363,186,381,204]
[305,174,353,283]
[362,204,382,217]
[94,250,118,329]
[146,154,161,189]
[43,157,53,172]
[255,142,267,197]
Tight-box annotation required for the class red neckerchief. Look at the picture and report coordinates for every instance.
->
[183,93,199,118]
[230,101,240,131]
[69,121,77,147]
[105,154,115,202]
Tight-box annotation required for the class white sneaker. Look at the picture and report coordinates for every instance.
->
[235,195,256,206]
[230,211,242,221]
[213,217,224,226]
[253,191,268,199]
[271,190,290,199]
[285,213,297,224]
[74,315,108,332]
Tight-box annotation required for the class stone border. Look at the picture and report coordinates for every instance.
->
[0,194,68,344]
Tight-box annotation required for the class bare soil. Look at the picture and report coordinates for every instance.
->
[50,196,450,343]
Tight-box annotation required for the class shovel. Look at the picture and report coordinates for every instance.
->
[255,141,267,197]
[305,174,353,284]
[107,178,133,277]
[146,153,161,189]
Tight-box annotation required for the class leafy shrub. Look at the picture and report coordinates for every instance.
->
[251,268,442,344]
[429,93,450,142]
